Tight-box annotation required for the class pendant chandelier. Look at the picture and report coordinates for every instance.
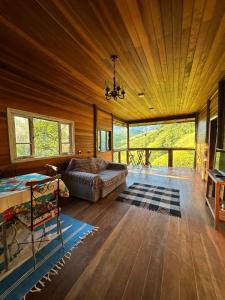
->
[104,55,125,101]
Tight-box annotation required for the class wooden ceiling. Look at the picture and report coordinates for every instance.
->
[1,0,225,121]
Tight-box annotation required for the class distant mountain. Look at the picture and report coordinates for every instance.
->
[114,122,195,168]
[129,124,160,136]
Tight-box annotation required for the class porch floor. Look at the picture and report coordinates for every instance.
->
[28,167,225,300]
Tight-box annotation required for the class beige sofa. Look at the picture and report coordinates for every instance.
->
[62,158,128,202]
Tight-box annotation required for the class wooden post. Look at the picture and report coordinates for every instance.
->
[145,149,150,166]
[204,100,211,176]
[194,113,198,169]
[118,151,121,163]
[205,100,211,145]
[93,105,97,158]
[168,149,173,167]
[127,123,129,164]
[111,114,114,162]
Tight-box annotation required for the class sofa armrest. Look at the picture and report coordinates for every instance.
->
[62,171,103,189]
[107,163,128,171]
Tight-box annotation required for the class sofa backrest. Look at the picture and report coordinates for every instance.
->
[94,158,109,171]
[67,158,108,173]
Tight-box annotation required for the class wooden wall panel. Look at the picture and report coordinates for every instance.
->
[0,82,94,174]
[196,108,207,179]
[96,109,113,162]
[196,91,219,179]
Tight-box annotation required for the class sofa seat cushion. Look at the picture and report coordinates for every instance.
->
[98,170,126,187]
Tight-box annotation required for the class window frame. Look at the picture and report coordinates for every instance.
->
[7,108,75,163]
[97,129,112,152]
[113,120,127,150]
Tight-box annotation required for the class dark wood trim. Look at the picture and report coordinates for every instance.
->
[118,151,121,163]
[168,149,173,167]
[93,104,97,157]
[217,79,225,149]
[128,147,195,151]
[127,113,196,125]
[111,113,114,161]
[127,123,130,164]
[206,99,211,144]
[205,99,211,171]
[194,113,199,169]
[112,115,128,124]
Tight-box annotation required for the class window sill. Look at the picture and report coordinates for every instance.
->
[11,153,75,164]
[97,150,112,153]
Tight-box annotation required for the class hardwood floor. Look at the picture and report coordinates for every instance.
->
[28,167,225,300]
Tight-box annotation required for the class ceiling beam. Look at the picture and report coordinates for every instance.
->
[127,113,197,125]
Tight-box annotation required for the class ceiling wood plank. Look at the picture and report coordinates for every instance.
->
[1,0,225,120]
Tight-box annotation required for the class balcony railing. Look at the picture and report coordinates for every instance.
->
[113,147,196,168]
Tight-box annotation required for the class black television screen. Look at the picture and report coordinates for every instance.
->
[214,149,225,176]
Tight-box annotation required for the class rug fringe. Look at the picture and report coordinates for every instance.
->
[30,284,42,293]
[23,227,98,299]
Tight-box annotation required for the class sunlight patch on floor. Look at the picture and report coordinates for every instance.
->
[127,167,193,180]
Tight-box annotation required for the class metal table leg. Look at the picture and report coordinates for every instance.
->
[1,222,8,272]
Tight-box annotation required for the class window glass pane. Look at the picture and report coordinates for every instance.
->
[113,152,119,162]
[62,144,70,153]
[129,122,195,148]
[98,131,101,151]
[100,130,106,151]
[16,144,31,157]
[14,116,30,143]
[61,123,70,143]
[33,118,59,157]
[120,150,127,163]
[173,150,195,168]
[113,123,127,149]
[150,151,168,167]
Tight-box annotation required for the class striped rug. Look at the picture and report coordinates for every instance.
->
[116,182,181,218]
[0,214,97,300]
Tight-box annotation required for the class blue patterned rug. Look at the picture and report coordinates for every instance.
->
[0,214,97,300]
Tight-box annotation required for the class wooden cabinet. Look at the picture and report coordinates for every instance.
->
[205,170,225,229]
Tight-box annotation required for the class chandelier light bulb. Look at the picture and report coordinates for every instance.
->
[104,55,125,101]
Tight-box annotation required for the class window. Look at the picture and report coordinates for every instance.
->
[129,121,195,168]
[98,129,111,152]
[113,120,127,149]
[100,130,107,151]
[14,116,32,157]
[8,108,74,162]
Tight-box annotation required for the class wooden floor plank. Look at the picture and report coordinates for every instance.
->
[190,230,217,299]
[179,219,198,300]
[160,217,181,300]
[122,212,166,300]
[141,213,170,300]
[27,167,225,300]
[65,207,146,300]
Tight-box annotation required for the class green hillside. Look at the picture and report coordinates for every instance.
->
[114,122,195,168]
